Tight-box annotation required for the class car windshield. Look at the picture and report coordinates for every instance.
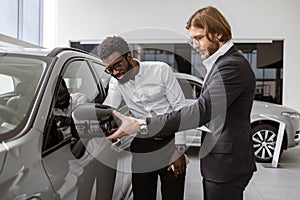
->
[0,55,46,134]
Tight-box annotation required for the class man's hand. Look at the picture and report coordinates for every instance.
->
[106,110,140,139]
[168,150,187,177]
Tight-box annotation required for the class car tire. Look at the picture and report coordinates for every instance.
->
[251,124,284,163]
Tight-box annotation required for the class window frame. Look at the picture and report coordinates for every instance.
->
[42,58,106,156]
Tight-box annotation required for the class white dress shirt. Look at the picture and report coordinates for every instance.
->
[202,40,234,84]
[104,60,186,144]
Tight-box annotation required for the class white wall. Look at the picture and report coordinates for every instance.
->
[43,0,300,111]
[42,0,58,49]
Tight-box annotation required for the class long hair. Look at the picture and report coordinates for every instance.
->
[186,6,232,43]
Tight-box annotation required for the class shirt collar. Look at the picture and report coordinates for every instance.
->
[133,59,142,79]
[202,40,234,78]
[124,58,141,81]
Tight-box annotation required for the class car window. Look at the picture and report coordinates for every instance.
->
[64,60,102,103]
[0,56,46,136]
[91,61,111,94]
[177,78,202,99]
[43,60,105,153]
[0,74,14,95]
[91,61,128,109]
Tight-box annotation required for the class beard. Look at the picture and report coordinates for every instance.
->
[207,38,220,57]
[114,58,134,84]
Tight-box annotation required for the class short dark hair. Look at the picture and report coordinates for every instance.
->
[98,36,130,59]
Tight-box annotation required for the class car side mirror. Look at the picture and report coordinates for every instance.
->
[70,103,119,158]
[72,103,118,138]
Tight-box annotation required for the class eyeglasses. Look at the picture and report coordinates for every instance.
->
[187,35,205,48]
[104,58,124,74]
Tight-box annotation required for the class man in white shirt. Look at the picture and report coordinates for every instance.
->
[99,36,187,200]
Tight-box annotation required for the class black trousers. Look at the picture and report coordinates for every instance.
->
[77,158,117,200]
[202,173,253,200]
[132,166,186,200]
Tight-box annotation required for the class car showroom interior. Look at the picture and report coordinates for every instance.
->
[0,0,300,200]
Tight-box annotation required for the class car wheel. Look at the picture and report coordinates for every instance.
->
[251,124,282,163]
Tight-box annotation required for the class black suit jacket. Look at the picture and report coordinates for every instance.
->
[147,45,257,182]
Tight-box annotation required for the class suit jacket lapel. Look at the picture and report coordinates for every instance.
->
[199,45,238,143]
[202,45,238,92]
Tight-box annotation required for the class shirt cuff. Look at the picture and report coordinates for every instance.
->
[175,131,186,145]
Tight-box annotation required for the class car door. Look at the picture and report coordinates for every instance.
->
[0,55,55,200]
[42,58,116,199]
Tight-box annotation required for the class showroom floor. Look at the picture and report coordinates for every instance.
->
[112,144,300,199]
[184,145,300,200]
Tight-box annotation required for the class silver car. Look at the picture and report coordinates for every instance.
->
[175,72,300,163]
[0,47,121,199]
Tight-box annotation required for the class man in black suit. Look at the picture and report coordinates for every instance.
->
[107,6,257,200]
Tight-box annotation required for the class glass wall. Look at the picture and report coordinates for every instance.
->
[0,0,18,38]
[70,40,283,104]
[236,41,283,104]
[0,0,42,45]
[143,49,174,68]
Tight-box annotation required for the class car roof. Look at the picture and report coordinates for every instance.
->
[0,46,96,58]
[0,46,51,56]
